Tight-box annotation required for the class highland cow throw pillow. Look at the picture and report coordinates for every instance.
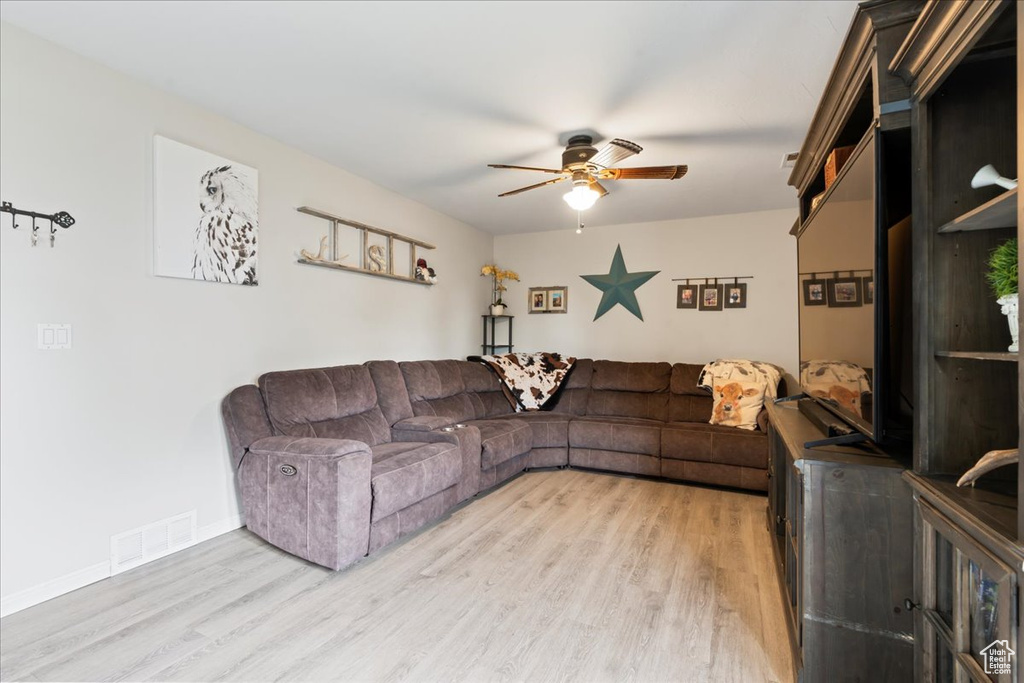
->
[710,380,766,430]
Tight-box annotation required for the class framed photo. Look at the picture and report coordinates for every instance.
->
[862,275,874,304]
[802,278,827,306]
[529,286,568,313]
[698,284,723,311]
[724,282,747,309]
[827,277,862,307]
[530,289,548,312]
[676,284,698,309]
[546,288,567,313]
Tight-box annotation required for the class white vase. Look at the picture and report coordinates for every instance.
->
[997,293,1019,352]
[490,304,506,316]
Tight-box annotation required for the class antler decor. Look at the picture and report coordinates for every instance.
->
[956,448,1019,487]
[300,235,347,266]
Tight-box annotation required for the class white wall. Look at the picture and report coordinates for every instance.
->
[0,23,493,613]
[493,209,799,371]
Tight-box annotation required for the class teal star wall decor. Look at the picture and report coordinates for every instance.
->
[580,244,660,321]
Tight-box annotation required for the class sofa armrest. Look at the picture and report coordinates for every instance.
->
[756,408,770,433]
[393,415,457,432]
[392,425,482,504]
[239,436,372,570]
[250,435,371,459]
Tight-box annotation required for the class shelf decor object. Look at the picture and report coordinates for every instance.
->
[986,238,1018,352]
[480,263,519,314]
[0,200,75,247]
[296,207,435,286]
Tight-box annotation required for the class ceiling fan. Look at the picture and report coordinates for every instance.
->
[488,135,688,211]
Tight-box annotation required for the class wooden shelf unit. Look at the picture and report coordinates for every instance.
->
[889,1,1021,679]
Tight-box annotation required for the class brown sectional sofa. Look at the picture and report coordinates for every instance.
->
[222,357,778,571]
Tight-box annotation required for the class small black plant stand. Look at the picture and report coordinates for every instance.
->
[481,315,513,355]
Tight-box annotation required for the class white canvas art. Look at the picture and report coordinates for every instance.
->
[154,136,259,286]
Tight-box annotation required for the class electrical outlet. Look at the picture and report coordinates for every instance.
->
[38,324,72,349]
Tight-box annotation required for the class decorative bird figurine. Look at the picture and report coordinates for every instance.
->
[192,165,258,285]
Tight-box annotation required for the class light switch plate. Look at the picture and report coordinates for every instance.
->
[38,324,72,349]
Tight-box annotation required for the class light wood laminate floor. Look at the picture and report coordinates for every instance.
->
[0,469,795,682]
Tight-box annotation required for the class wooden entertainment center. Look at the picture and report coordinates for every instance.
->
[772,1,1021,680]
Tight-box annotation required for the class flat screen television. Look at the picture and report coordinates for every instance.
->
[797,125,913,444]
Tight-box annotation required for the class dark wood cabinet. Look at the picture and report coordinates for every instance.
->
[767,401,915,681]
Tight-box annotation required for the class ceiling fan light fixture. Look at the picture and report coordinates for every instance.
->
[563,184,599,211]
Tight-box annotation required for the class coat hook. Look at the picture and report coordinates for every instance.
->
[50,221,56,248]
[31,217,38,247]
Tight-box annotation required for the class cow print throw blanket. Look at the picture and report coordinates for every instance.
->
[469,352,576,411]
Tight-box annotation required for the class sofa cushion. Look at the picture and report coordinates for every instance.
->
[660,422,767,469]
[259,365,391,446]
[365,360,415,425]
[495,412,570,448]
[466,419,533,469]
[587,361,671,421]
[460,362,516,419]
[670,363,708,396]
[668,393,713,423]
[544,359,592,415]
[569,416,661,457]
[592,361,672,392]
[401,360,514,422]
[370,441,462,522]
[401,360,466,401]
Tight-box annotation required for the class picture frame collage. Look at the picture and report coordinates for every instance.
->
[676,279,748,311]
[529,286,568,313]
[802,272,873,308]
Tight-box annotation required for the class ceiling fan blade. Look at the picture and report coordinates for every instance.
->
[599,165,688,180]
[588,179,609,197]
[588,139,643,169]
[488,164,565,174]
[497,176,567,197]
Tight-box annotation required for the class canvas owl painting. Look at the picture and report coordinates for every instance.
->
[153,136,259,286]
[192,165,258,285]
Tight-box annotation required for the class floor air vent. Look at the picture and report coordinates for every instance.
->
[110,510,197,575]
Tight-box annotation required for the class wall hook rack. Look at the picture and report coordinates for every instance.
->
[1,201,76,248]
[670,275,755,282]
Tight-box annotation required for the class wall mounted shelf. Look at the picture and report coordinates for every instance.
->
[935,350,1018,362]
[936,188,1016,233]
[296,206,436,286]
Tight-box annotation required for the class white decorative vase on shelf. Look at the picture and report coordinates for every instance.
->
[490,304,506,316]
[997,293,1019,352]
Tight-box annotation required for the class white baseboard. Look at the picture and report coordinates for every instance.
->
[0,512,246,619]
[0,561,110,618]
[198,512,245,543]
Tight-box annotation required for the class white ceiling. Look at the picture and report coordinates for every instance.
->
[0,1,859,235]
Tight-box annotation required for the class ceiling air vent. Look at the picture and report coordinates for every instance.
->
[780,151,799,169]
[110,510,197,575]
